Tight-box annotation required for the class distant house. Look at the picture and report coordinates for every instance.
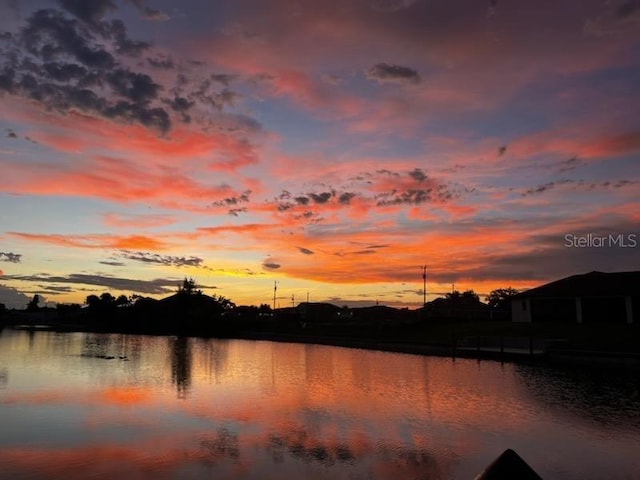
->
[296,302,341,324]
[512,271,639,324]
[425,295,490,321]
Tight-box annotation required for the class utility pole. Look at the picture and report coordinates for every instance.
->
[421,265,427,306]
[273,281,278,311]
[291,293,295,308]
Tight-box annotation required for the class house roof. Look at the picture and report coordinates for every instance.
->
[514,271,640,299]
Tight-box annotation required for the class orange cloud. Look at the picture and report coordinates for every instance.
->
[1,154,245,212]
[583,131,640,158]
[8,233,170,251]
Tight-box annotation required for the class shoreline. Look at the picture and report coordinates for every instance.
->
[7,323,637,369]
[237,331,640,369]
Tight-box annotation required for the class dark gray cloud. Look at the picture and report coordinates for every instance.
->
[366,63,420,84]
[521,179,574,196]
[309,192,333,204]
[140,7,169,21]
[558,156,582,173]
[295,211,322,223]
[0,252,22,263]
[0,7,171,133]
[147,54,175,70]
[210,113,261,135]
[0,284,31,309]
[38,284,74,293]
[179,78,242,113]
[126,0,170,21]
[297,247,314,255]
[43,61,88,81]
[99,260,126,267]
[205,89,241,112]
[262,259,281,270]
[521,178,638,196]
[376,169,400,177]
[56,0,116,24]
[338,192,356,204]
[376,186,454,206]
[408,168,427,182]
[5,128,18,138]
[273,167,459,216]
[21,10,115,67]
[106,68,159,102]
[108,19,150,56]
[120,251,205,268]
[332,246,382,257]
[212,190,252,207]
[498,145,507,156]
[3,273,177,294]
[211,73,237,86]
[228,207,247,217]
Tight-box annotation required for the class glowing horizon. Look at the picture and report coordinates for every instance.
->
[1,0,639,309]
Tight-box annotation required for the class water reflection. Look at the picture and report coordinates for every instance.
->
[170,337,192,399]
[200,428,240,463]
[0,368,7,389]
[516,364,640,431]
[0,329,639,480]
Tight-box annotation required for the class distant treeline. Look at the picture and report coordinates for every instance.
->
[1,279,517,338]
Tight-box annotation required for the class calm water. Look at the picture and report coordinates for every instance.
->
[0,329,639,480]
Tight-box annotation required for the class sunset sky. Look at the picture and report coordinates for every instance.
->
[1,0,639,308]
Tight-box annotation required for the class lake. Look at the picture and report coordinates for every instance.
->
[0,328,639,480]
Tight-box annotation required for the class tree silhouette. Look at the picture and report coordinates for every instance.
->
[445,290,480,304]
[178,277,201,296]
[86,295,101,309]
[27,294,41,311]
[486,287,519,309]
[211,293,235,311]
[86,293,128,315]
[115,294,130,306]
[100,292,115,304]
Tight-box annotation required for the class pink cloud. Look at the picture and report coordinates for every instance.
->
[8,233,170,251]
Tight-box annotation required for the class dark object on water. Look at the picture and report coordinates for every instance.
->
[475,449,542,480]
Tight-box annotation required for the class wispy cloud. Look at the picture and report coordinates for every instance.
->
[366,63,420,85]
[8,232,170,250]
[119,251,206,268]
[0,252,22,263]
[4,273,178,294]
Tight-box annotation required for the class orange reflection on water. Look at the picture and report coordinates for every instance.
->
[100,386,153,406]
[2,330,640,479]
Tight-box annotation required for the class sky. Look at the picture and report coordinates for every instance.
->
[0,0,639,309]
